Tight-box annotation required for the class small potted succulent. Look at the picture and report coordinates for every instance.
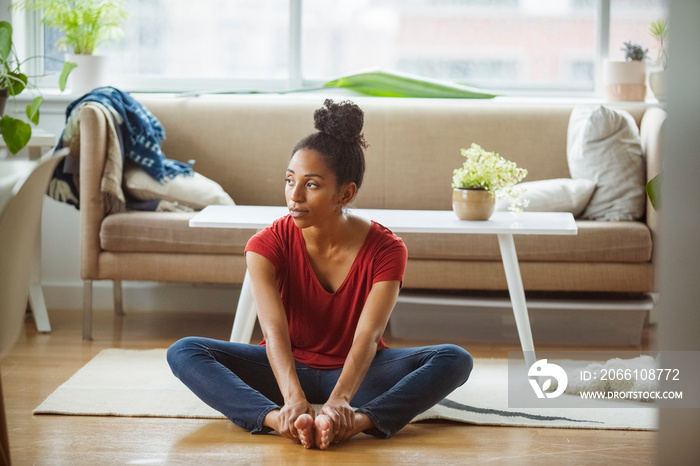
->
[12,0,129,95]
[451,143,528,220]
[603,41,649,101]
[648,18,669,101]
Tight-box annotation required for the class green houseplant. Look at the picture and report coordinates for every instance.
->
[12,0,129,94]
[649,19,668,69]
[645,18,669,205]
[324,70,497,99]
[648,18,668,101]
[451,143,527,220]
[184,69,498,99]
[12,0,129,55]
[0,21,74,154]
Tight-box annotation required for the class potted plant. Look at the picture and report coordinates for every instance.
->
[451,143,528,220]
[603,41,648,101]
[0,21,74,154]
[12,0,129,95]
[648,18,669,101]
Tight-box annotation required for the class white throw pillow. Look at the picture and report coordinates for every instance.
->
[124,165,235,210]
[495,178,596,217]
[566,105,645,221]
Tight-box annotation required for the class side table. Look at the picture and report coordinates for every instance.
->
[0,131,59,332]
[0,130,57,161]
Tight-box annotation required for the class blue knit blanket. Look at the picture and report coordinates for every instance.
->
[49,87,193,212]
[66,87,192,182]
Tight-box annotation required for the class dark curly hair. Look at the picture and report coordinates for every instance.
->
[292,99,368,189]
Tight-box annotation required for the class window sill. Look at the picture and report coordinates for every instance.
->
[11,87,664,113]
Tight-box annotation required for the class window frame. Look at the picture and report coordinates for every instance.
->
[16,0,618,97]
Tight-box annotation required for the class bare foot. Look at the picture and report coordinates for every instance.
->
[314,414,335,450]
[294,414,315,449]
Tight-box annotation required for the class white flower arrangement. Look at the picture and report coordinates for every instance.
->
[452,143,529,213]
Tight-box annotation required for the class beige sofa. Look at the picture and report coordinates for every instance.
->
[79,95,665,339]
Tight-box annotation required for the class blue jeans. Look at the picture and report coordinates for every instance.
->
[167,337,473,438]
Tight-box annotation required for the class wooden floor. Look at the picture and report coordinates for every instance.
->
[2,309,657,465]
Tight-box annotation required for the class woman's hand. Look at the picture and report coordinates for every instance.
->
[320,398,355,443]
[277,398,315,442]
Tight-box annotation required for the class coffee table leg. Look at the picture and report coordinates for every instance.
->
[229,270,258,343]
[497,234,536,368]
[29,224,51,332]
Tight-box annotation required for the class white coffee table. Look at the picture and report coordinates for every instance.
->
[190,205,578,367]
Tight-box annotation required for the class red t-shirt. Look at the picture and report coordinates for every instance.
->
[244,215,407,369]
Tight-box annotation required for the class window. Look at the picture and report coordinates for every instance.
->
[609,0,668,65]
[302,0,598,92]
[43,0,290,92]
[33,0,668,95]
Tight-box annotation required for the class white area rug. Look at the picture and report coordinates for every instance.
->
[34,349,657,430]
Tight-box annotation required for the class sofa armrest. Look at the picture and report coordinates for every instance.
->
[78,105,109,279]
[640,106,667,246]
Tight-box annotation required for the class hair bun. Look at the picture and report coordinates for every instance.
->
[313,99,368,148]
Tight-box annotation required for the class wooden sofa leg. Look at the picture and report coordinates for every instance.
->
[83,280,93,341]
[113,280,124,316]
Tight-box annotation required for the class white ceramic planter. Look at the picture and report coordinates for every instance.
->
[65,54,109,96]
[603,60,647,101]
[648,69,667,101]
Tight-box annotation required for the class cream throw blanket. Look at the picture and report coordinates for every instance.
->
[60,101,127,215]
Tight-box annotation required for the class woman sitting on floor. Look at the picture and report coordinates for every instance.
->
[167,99,473,450]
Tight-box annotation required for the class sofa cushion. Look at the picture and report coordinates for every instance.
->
[100,212,256,254]
[495,178,596,217]
[566,105,646,221]
[399,220,652,263]
[101,213,652,263]
[123,164,235,210]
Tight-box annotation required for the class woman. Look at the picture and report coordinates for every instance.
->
[167,99,473,450]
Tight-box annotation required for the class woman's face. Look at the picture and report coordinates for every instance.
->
[285,148,353,228]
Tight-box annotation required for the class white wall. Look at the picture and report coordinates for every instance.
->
[656,1,700,464]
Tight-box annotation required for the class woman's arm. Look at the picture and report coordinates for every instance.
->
[246,251,314,440]
[320,279,401,441]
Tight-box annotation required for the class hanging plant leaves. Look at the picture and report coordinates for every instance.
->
[26,96,43,125]
[7,71,27,96]
[0,21,12,63]
[646,173,662,210]
[0,114,32,154]
[59,61,78,92]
